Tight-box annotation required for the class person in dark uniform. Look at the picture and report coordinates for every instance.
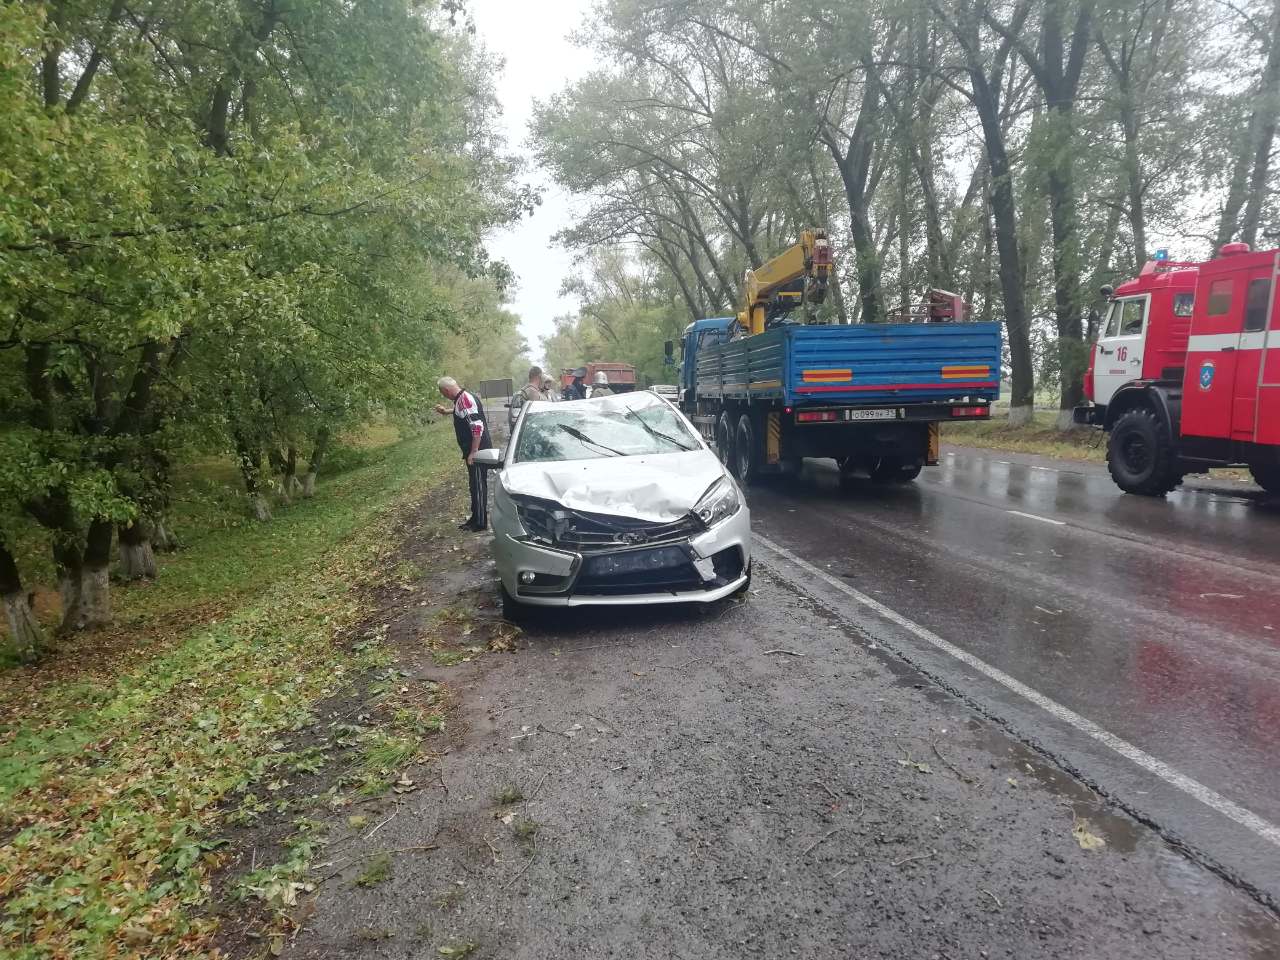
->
[434,376,493,531]
[563,367,589,401]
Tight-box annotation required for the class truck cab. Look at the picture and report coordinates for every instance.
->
[1086,257,1198,411]
[1076,244,1280,496]
[676,317,733,400]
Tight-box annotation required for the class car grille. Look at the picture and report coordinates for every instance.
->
[513,496,703,552]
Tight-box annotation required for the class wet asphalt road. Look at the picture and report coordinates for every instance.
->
[748,445,1280,906]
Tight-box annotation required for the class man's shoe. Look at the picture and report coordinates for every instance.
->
[458,520,477,531]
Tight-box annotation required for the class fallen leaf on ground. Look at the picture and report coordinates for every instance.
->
[897,759,933,774]
[1072,817,1106,851]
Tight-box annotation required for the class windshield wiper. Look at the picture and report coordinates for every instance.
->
[624,407,695,451]
[557,423,626,456]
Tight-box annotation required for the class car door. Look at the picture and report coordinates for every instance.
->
[1093,296,1149,406]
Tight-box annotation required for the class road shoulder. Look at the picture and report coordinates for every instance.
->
[235,536,1279,958]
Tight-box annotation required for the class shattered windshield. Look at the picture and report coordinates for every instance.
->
[513,396,700,463]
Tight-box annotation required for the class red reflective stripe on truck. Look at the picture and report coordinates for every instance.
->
[794,380,998,393]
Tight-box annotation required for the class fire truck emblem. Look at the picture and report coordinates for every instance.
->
[1198,360,1216,391]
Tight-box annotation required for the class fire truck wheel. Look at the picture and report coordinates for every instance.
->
[1107,407,1183,496]
[1249,463,1280,494]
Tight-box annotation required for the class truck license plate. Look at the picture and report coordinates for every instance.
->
[847,409,897,421]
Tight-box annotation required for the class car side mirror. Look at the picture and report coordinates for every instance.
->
[473,448,503,469]
[663,339,674,364]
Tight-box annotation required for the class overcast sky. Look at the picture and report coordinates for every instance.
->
[469,0,596,366]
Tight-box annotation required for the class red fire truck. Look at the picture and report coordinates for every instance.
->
[1074,242,1280,495]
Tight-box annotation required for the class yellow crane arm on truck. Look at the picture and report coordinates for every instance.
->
[738,228,833,336]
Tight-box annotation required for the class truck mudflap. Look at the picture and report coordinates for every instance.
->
[766,411,781,465]
[927,422,940,466]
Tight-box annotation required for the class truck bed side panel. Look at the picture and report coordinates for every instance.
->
[784,323,1001,406]
[697,328,788,401]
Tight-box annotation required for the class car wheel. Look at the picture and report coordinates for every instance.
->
[500,583,527,624]
[1107,407,1183,496]
[733,414,760,485]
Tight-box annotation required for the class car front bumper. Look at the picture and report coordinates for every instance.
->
[493,502,751,607]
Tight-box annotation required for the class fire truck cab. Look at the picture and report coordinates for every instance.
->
[1075,243,1280,496]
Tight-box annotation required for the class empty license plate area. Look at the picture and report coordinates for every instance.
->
[582,544,690,578]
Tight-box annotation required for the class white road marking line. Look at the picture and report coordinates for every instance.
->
[1007,510,1066,526]
[752,533,1280,849]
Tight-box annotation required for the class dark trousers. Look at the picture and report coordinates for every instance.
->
[466,458,488,528]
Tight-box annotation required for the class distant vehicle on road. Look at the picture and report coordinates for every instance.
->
[472,391,750,619]
[561,362,637,396]
[1074,243,1280,495]
[670,229,1002,486]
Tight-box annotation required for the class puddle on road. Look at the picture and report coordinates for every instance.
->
[963,717,1141,853]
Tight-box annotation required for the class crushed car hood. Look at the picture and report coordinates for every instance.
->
[502,450,727,522]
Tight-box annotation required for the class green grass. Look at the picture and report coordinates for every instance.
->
[0,423,459,958]
[943,411,1253,483]
[354,853,393,888]
[942,411,1108,461]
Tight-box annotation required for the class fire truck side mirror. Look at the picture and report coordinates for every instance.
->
[1099,284,1114,299]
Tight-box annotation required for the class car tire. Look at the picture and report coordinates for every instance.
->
[1107,407,1183,496]
[733,414,760,485]
[500,583,527,624]
[868,457,922,483]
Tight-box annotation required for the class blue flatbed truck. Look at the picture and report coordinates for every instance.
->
[669,318,1003,483]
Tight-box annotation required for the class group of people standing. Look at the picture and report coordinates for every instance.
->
[435,364,616,533]
[518,365,613,403]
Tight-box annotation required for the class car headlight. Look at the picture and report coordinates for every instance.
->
[693,476,740,528]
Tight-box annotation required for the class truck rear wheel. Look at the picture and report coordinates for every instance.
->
[1249,463,1280,494]
[733,414,761,485]
[714,412,734,466]
[869,458,922,483]
[1107,407,1183,496]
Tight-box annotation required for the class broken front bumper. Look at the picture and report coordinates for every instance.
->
[492,502,751,607]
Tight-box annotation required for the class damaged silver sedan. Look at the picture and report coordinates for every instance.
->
[473,391,751,618]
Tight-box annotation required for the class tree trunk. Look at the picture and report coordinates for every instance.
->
[53,540,85,636]
[275,446,303,500]
[1216,0,1280,248]
[81,518,114,629]
[837,160,885,324]
[117,520,158,581]
[235,432,271,519]
[973,86,1035,423]
[152,517,180,552]
[1121,106,1147,267]
[1,545,44,663]
[898,149,912,317]
[1241,0,1280,246]
[1047,148,1086,429]
[303,427,330,498]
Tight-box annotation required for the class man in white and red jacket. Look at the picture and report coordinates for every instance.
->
[435,377,493,531]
